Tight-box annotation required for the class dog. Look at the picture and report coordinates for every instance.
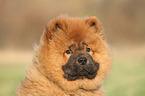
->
[16,16,111,96]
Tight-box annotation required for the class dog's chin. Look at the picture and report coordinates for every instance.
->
[63,71,97,81]
[63,66,98,81]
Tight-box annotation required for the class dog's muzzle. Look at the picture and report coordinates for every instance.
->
[62,52,99,81]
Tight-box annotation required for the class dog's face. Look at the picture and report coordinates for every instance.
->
[62,43,99,81]
[35,16,111,91]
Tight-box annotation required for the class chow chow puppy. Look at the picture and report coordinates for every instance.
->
[16,16,111,96]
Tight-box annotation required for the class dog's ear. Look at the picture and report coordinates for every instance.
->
[42,18,66,43]
[86,16,102,33]
[49,18,66,32]
[86,16,104,38]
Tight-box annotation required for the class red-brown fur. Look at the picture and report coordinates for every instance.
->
[16,16,111,96]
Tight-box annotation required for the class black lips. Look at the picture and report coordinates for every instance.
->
[62,52,99,81]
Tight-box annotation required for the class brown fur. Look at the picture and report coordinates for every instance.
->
[16,16,111,96]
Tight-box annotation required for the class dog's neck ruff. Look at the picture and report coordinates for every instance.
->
[35,64,100,93]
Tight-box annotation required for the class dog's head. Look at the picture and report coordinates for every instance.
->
[35,16,111,91]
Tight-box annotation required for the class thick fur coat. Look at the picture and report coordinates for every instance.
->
[16,16,111,96]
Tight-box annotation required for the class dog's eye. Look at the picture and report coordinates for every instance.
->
[86,48,91,52]
[65,50,72,54]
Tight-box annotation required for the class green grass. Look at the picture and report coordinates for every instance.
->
[0,63,26,96]
[104,50,145,96]
[0,49,145,96]
[104,60,145,96]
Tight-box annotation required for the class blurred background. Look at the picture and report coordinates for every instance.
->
[0,0,145,96]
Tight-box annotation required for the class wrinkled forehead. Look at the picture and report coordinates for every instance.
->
[69,42,88,52]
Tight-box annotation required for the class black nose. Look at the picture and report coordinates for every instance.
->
[78,57,87,65]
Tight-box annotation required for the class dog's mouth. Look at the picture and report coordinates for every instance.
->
[63,64,99,81]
